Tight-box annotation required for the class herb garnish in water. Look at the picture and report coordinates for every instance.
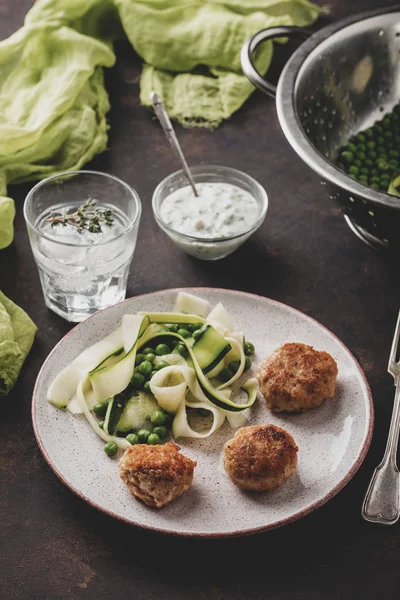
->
[45,199,114,233]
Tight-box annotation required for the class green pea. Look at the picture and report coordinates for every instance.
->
[152,426,168,438]
[93,402,108,418]
[156,360,170,370]
[145,353,155,364]
[357,133,366,143]
[219,368,233,383]
[347,143,357,153]
[165,323,179,333]
[357,152,366,161]
[126,433,140,445]
[353,159,362,167]
[229,360,241,374]
[143,381,152,393]
[151,410,166,426]
[188,322,203,333]
[368,150,377,159]
[349,165,359,175]
[98,420,105,429]
[365,159,373,167]
[138,429,151,442]
[142,346,154,355]
[138,360,153,376]
[244,356,252,370]
[177,328,190,338]
[192,327,205,341]
[244,341,255,356]
[155,343,170,356]
[171,339,179,347]
[147,433,161,445]
[377,160,389,171]
[366,140,375,149]
[150,370,159,379]
[359,168,369,176]
[365,128,374,138]
[135,353,145,365]
[357,143,366,152]
[104,442,118,457]
[370,176,380,183]
[177,343,189,357]
[341,151,354,163]
[131,372,145,389]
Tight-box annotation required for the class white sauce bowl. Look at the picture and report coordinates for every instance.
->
[152,165,268,260]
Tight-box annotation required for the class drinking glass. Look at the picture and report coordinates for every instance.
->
[24,170,141,322]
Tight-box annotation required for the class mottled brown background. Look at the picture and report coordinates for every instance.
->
[1,0,400,599]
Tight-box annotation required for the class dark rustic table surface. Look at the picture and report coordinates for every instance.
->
[2,0,400,598]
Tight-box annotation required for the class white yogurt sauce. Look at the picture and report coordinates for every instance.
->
[160,182,259,239]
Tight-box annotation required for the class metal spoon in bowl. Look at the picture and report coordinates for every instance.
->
[150,92,198,197]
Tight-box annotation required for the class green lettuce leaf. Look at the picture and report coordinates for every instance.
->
[0,291,37,396]
[0,197,15,250]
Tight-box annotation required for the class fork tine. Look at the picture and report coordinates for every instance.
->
[388,309,400,372]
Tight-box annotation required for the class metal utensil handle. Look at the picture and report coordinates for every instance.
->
[150,93,198,197]
[362,381,400,525]
[240,26,311,98]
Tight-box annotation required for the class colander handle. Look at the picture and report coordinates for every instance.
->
[241,26,311,98]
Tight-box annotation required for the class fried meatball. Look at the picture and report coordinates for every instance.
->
[257,342,338,413]
[119,442,197,508]
[224,425,298,491]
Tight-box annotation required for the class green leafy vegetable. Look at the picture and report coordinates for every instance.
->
[0,198,15,250]
[0,291,37,396]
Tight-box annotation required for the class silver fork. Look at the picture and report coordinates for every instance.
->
[362,309,400,525]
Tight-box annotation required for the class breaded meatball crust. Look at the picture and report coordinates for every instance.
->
[119,442,196,508]
[257,342,338,413]
[224,425,298,491]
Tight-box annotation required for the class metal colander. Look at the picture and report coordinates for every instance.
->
[241,6,400,252]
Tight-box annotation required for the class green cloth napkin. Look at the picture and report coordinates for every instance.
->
[0,291,37,396]
[0,0,323,249]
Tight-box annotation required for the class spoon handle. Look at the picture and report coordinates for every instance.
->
[151,93,198,197]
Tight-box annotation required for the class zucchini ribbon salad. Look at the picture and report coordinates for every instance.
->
[47,292,258,456]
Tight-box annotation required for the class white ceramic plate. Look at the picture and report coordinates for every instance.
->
[32,288,373,537]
